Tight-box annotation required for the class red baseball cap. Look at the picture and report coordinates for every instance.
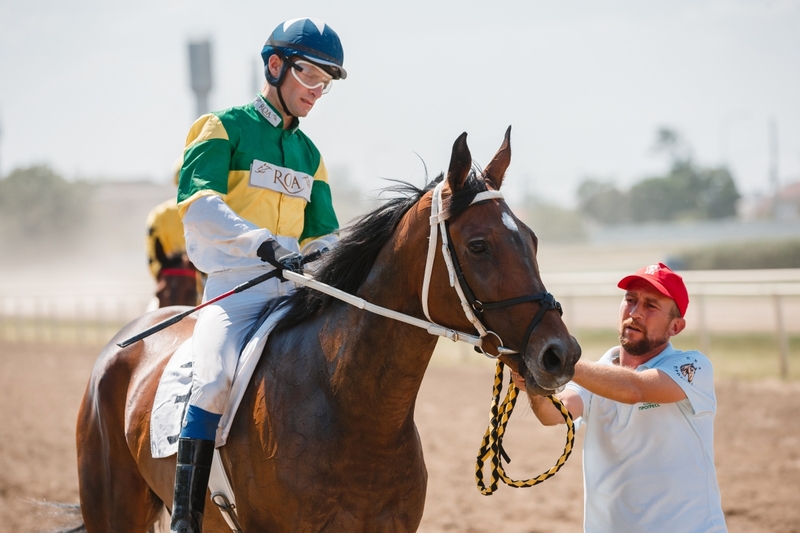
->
[617,262,689,316]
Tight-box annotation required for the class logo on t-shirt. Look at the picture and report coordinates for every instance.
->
[674,359,701,384]
[249,159,313,202]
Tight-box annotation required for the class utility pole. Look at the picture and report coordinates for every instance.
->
[769,117,780,217]
[769,117,779,196]
[188,40,213,118]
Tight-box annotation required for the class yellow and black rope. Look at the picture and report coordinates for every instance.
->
[475,360,575,495]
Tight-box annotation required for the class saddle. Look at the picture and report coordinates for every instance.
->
[150,296,290,458]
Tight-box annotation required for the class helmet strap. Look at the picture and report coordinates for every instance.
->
[265,53,295,120]
[276,84,294,120]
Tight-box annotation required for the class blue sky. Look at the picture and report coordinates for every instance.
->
[1,0,799,207]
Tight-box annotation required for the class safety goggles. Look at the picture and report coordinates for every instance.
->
[289,60,334,94]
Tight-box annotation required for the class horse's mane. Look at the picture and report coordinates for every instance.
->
[273,170,488,331]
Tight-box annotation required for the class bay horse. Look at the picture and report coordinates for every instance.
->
[76,128,581,532]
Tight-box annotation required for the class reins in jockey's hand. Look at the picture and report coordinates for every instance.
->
[256,239,304,281]
[476,360,575,495]
[116,249,324,348]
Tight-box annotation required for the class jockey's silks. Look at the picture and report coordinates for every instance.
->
[177,95,338,246]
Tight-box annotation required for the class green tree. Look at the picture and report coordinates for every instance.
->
[576,179,630,225]
[698,167,739,219]
[577,128,741,225]
[0,165,93,242]
[629,163,701,222]
[517,196,586,243]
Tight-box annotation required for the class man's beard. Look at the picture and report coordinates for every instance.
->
[619,320,669,356]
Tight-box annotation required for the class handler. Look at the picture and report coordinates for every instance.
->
[515,263,727,533]
[171,17,344,533]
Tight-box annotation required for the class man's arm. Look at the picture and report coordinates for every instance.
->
[572,359,686,405]
[511,372,583,426]
[529,389,584,426]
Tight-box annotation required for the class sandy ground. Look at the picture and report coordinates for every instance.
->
[1,341,799,533]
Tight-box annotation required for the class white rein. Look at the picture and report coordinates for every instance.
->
[282,182,514,356]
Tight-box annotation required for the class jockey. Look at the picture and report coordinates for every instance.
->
[170,17,345,533]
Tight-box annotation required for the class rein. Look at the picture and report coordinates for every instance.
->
[475,360,575,495]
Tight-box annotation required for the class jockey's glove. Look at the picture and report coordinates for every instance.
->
[256,239,303,279]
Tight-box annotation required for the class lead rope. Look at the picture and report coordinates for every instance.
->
[475,360,575,495]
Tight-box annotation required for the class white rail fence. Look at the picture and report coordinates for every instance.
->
[1,270,799,375]
[0,280,154,346]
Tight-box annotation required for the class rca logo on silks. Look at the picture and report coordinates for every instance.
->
[249,160,313,202]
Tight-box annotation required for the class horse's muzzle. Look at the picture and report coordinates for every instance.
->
[523,335,581,394]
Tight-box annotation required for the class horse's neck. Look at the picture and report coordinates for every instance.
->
[326,215,439,439]
[325,285,437,439]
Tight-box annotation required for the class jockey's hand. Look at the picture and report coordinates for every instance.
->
[257,240,303,279]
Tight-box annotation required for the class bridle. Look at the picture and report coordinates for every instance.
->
[421,181,563,358]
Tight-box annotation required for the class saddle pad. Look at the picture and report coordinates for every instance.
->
[150,306,288,458]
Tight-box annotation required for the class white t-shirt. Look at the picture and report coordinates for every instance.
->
[565,344,727,533]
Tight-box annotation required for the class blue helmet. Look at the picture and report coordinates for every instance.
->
[261,18,347,82]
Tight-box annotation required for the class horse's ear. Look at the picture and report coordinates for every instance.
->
[447,132,472,193]
[484,126,512,190]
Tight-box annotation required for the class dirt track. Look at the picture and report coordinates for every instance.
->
[1,341,799,533]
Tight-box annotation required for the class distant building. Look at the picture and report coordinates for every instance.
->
[740,180,800,221]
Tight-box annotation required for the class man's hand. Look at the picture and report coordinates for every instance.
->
[511,370,527,391]
[256,240,303,279]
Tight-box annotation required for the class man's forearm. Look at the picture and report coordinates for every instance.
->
[572,360,644,404]
[528,394,567,426]
[572,359,686,404]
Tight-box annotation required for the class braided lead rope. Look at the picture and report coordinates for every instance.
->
[475,361,575,495]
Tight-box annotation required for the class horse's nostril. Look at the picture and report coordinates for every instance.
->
[542,347,562,375]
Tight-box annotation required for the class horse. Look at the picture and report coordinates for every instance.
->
[153,239,200,308]
[75,128,582,532]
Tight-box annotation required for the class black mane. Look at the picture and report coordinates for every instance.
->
[273,170,488,331]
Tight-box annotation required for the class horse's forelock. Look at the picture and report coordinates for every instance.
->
[442,169,489,220]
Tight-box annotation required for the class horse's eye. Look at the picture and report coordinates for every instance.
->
[468,241,487,254]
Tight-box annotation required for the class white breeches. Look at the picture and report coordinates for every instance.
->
[188,267,294,414]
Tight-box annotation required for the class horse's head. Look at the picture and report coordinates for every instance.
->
[423,127,581,395]
[154,241,199,308]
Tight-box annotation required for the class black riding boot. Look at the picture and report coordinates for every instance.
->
[170,437,215,533]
